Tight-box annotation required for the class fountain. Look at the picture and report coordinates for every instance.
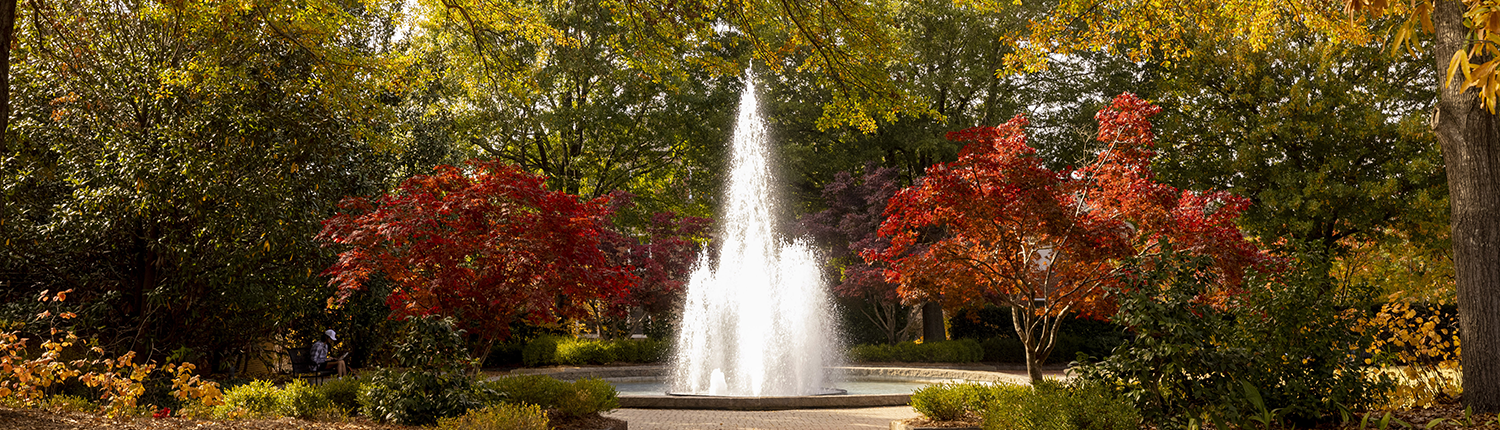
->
[505,71,1030,410]
[668,70,841,397]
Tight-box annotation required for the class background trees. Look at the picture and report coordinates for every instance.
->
[802,166,906,344]
[0,0,412,370]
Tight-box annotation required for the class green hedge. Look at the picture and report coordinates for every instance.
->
[522,336,669,366]
[480,375,619,418]
[975,332,1124,364]
[848,340,984,363]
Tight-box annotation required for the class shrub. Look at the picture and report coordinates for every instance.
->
[435,403,549,430]
[42,395,98,413]
[359,368,480,425]
[480,375,618,417]
[1073,251,1388,427]
[1359,302,1462,410]
[982,380,1138,430]
[524,336,669,366]
[359,316,482,425]
[522,336,565,367]
[556,378,619,418]
[911,383,977,421]
[556,340,616,365]
[849,340,983,363]
[317,377,363,415]
[484,374,567,406]
[217,379,283,418]
[979,337,1026,363]
[278,379,338,419]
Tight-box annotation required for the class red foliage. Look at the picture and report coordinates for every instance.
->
[598,192,712,315]
[869,92,1265,325]
[803,165,902,302]
[317,160,635,348]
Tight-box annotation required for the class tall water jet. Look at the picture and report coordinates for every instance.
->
[669,71,839,397]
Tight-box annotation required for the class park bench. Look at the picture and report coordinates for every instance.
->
[286,347,337,383]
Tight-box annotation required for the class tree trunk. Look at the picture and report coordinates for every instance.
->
[0,0,14,149]
[1433,0,1500,413]
[922,301,945,342]
[1011,305,1046,383]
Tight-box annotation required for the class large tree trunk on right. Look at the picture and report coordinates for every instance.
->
[922,301,945,342]
[1434,0,1500,413]
[0,0,16,149]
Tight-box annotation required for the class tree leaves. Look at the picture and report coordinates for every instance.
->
[318,160,635,351]
[868,94,1265,378]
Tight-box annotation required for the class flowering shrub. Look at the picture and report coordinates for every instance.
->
[0,290,223,417]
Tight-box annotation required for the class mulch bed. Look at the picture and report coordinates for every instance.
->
[0,408,415,430]
[549,413,627,430]
[0,408,627,430]
[898,402,1500,430]
[1379,403,1500,430]
[895,416,983,429]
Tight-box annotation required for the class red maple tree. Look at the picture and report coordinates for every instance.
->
[317,160,634,359]
[867,94,1265,382]
[594,192,712,335]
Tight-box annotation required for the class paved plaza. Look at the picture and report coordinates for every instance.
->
[607,406,921,430]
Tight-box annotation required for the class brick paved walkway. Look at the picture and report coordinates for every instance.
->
[606,406,920,430]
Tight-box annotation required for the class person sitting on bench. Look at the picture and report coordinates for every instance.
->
[310,329,347,377]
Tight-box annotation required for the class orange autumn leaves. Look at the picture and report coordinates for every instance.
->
[867,94,1267,320]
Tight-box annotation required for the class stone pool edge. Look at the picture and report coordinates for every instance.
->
[508,365,1031,410]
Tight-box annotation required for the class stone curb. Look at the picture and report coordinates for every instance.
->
[620,393,913,410]
[510,366,1028,410]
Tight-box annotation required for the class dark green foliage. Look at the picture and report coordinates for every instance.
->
[484,375,568,407]
[849,339,983,363]
[522,336,669,366]
[358,316,482,425]
[979,337,1027,363]
[953,306,1126,364]
[480,375,619,418]
[1073,252,1390,427]
[317,377,364,415]
[482,340,528,368]
[279,379,336,419]
[359,368,480,425]
[521,336,563,367]
[1150,31,1445,256]
[983,380,1139,430]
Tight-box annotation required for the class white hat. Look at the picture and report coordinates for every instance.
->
[325,329,337,341]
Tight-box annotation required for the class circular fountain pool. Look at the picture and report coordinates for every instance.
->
[510,366,1031,410]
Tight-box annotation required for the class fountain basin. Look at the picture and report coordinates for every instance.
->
[508,366,1030,410]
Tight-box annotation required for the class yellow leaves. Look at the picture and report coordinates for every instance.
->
[0,327,223,416]
[1359,301,1462,410]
